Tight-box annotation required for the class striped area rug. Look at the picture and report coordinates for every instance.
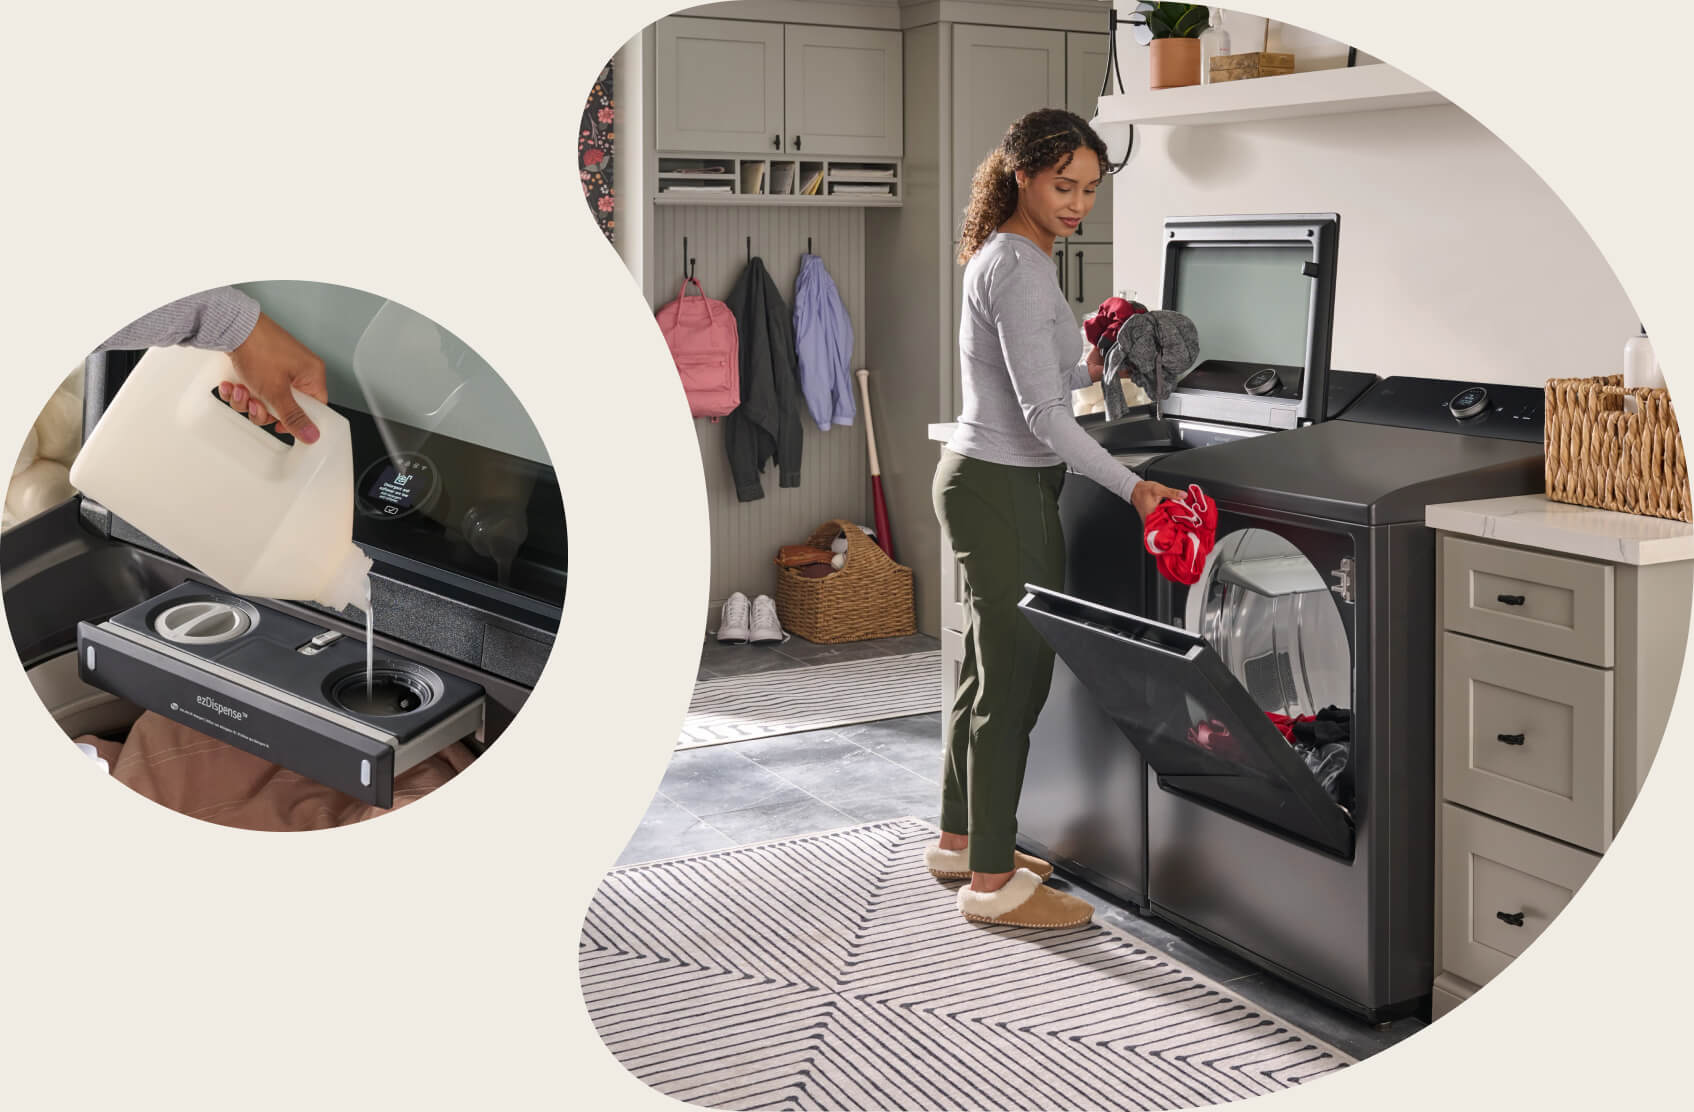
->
[679,650,942,749]
[580,818,1352,1111]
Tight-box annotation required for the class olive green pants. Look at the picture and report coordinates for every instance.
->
[933,449,1067,873]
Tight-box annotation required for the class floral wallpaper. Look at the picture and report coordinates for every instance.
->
[580,60,614,243]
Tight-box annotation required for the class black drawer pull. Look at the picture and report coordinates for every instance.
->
[1497,732,1526,746]
[1496,910,1525,927]
[1497,593,1526,606]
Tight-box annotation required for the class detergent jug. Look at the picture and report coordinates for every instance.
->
[69,345,372,611]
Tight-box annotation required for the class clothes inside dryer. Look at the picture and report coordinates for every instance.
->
[1187,528,1355,807]
[1191,529,1349,718]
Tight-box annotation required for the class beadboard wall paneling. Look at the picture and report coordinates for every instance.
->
[653,204,871,625]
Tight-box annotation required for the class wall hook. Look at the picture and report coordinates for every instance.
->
[682,236,690,281]
[807,237,813,255]
[746,235,752,263]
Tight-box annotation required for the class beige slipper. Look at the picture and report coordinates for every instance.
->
[923,843,1053,881]
[956,869,1094,928]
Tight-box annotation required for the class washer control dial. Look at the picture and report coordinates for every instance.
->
[1448,386,1490,420]
[1244,367,1281,396]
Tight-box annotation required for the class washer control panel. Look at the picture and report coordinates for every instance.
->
[1337,377,1545,442]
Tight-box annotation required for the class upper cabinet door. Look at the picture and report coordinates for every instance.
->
[1066,243,1114,329]
[785,26,903,158]
[951,25,1066,240]
[1065,32,1114,242]
[656,18,785,153]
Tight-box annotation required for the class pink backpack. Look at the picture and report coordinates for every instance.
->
[656,277,740,418]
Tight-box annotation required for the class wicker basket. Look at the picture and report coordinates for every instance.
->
[775,520,917,643]
[1545,375,1690,522]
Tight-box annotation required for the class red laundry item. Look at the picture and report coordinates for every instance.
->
[1186,718,1240,760]
[1143,483,1217,585]
[1266,712,1297,743]
[1084,296,1148,348]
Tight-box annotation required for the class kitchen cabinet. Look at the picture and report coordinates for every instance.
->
[1064,32,1113,240]
[657,18,786,154]
[1057,243,1113,330]
[785,25,903,158]
[657,17,902,157]
[951,25,1066,239]
[949,28,1112,241]
[1428,496,1693,1020]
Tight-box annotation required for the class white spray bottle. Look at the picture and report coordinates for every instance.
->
[69,345,372,611]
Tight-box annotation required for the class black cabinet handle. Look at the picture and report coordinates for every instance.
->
[793,135,802,151]
[1497,593,1526,606]
[1075,251,1085,303]
[1497,732,1526,746]
[1055,250,1066,295]
[1496,910,1525,927]
[772,134,781,150]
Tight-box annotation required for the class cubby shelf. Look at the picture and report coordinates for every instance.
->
[654,153,901,206]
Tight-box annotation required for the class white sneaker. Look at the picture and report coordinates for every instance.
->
[750,594,784,644]
[717,592,751,643]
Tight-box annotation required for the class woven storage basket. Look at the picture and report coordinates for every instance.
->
[775,520,917,643]
[1545,375,1690,523]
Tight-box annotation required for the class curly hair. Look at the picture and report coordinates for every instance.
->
[957,108,1110,264]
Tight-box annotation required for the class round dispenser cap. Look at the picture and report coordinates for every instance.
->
[318,546,374,612]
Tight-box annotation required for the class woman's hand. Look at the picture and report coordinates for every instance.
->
[1130,479,1189,523]
[220,313,329,443]
[1086,344,1104,383]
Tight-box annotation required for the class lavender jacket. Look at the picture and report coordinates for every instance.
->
[791,254,856,430]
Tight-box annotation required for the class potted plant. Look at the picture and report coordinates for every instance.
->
[1128,3,1211,90]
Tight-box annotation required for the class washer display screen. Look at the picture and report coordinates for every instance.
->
[1448,387,1490,418]
[361,455,437,518]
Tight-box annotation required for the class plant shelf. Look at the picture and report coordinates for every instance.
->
[1096,64,1448,127]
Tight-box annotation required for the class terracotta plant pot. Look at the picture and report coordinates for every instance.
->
[1149,38,1202,90]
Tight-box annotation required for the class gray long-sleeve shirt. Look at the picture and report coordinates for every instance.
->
[946,233,1142,505]
[95,286,260,353]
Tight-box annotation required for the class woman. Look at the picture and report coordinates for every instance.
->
[927,108,1187,928]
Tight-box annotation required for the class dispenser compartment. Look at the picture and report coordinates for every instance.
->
[76,581,485,808]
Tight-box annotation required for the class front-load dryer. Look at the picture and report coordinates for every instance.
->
[1021,376,1547,1021]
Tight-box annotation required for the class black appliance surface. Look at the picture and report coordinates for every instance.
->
[1022,587,1355,858]
[1146,378,1547,525]
[1026,372,1548,1020]
[76,581,485,808]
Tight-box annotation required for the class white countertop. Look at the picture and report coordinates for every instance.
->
[1426,494,1694,566]
[928,423,957,443]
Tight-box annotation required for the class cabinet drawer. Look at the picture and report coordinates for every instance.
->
[1441,633,1614,851]
[1441,536,1613,666]
[1440,803,1599,989]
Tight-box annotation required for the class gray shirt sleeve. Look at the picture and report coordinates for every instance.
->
[989,252,1142,504]
[94,287,261,353]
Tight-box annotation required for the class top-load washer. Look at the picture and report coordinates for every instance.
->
[1017,213,1374,906]
[1021,375,1548,1021]
[2,285,566,807]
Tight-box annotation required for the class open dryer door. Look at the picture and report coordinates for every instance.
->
[1019,585,1355,859]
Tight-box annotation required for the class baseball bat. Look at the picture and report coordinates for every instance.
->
[855,369,893,558]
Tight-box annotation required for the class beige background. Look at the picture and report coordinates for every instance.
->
[0,1,1688,1109]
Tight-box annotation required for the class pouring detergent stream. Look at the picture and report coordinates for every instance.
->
[68,345,375,672]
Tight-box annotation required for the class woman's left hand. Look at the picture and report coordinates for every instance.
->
[1086,344,1104,383]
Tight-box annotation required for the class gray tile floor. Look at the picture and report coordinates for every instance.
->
[623,634,1427,1062]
